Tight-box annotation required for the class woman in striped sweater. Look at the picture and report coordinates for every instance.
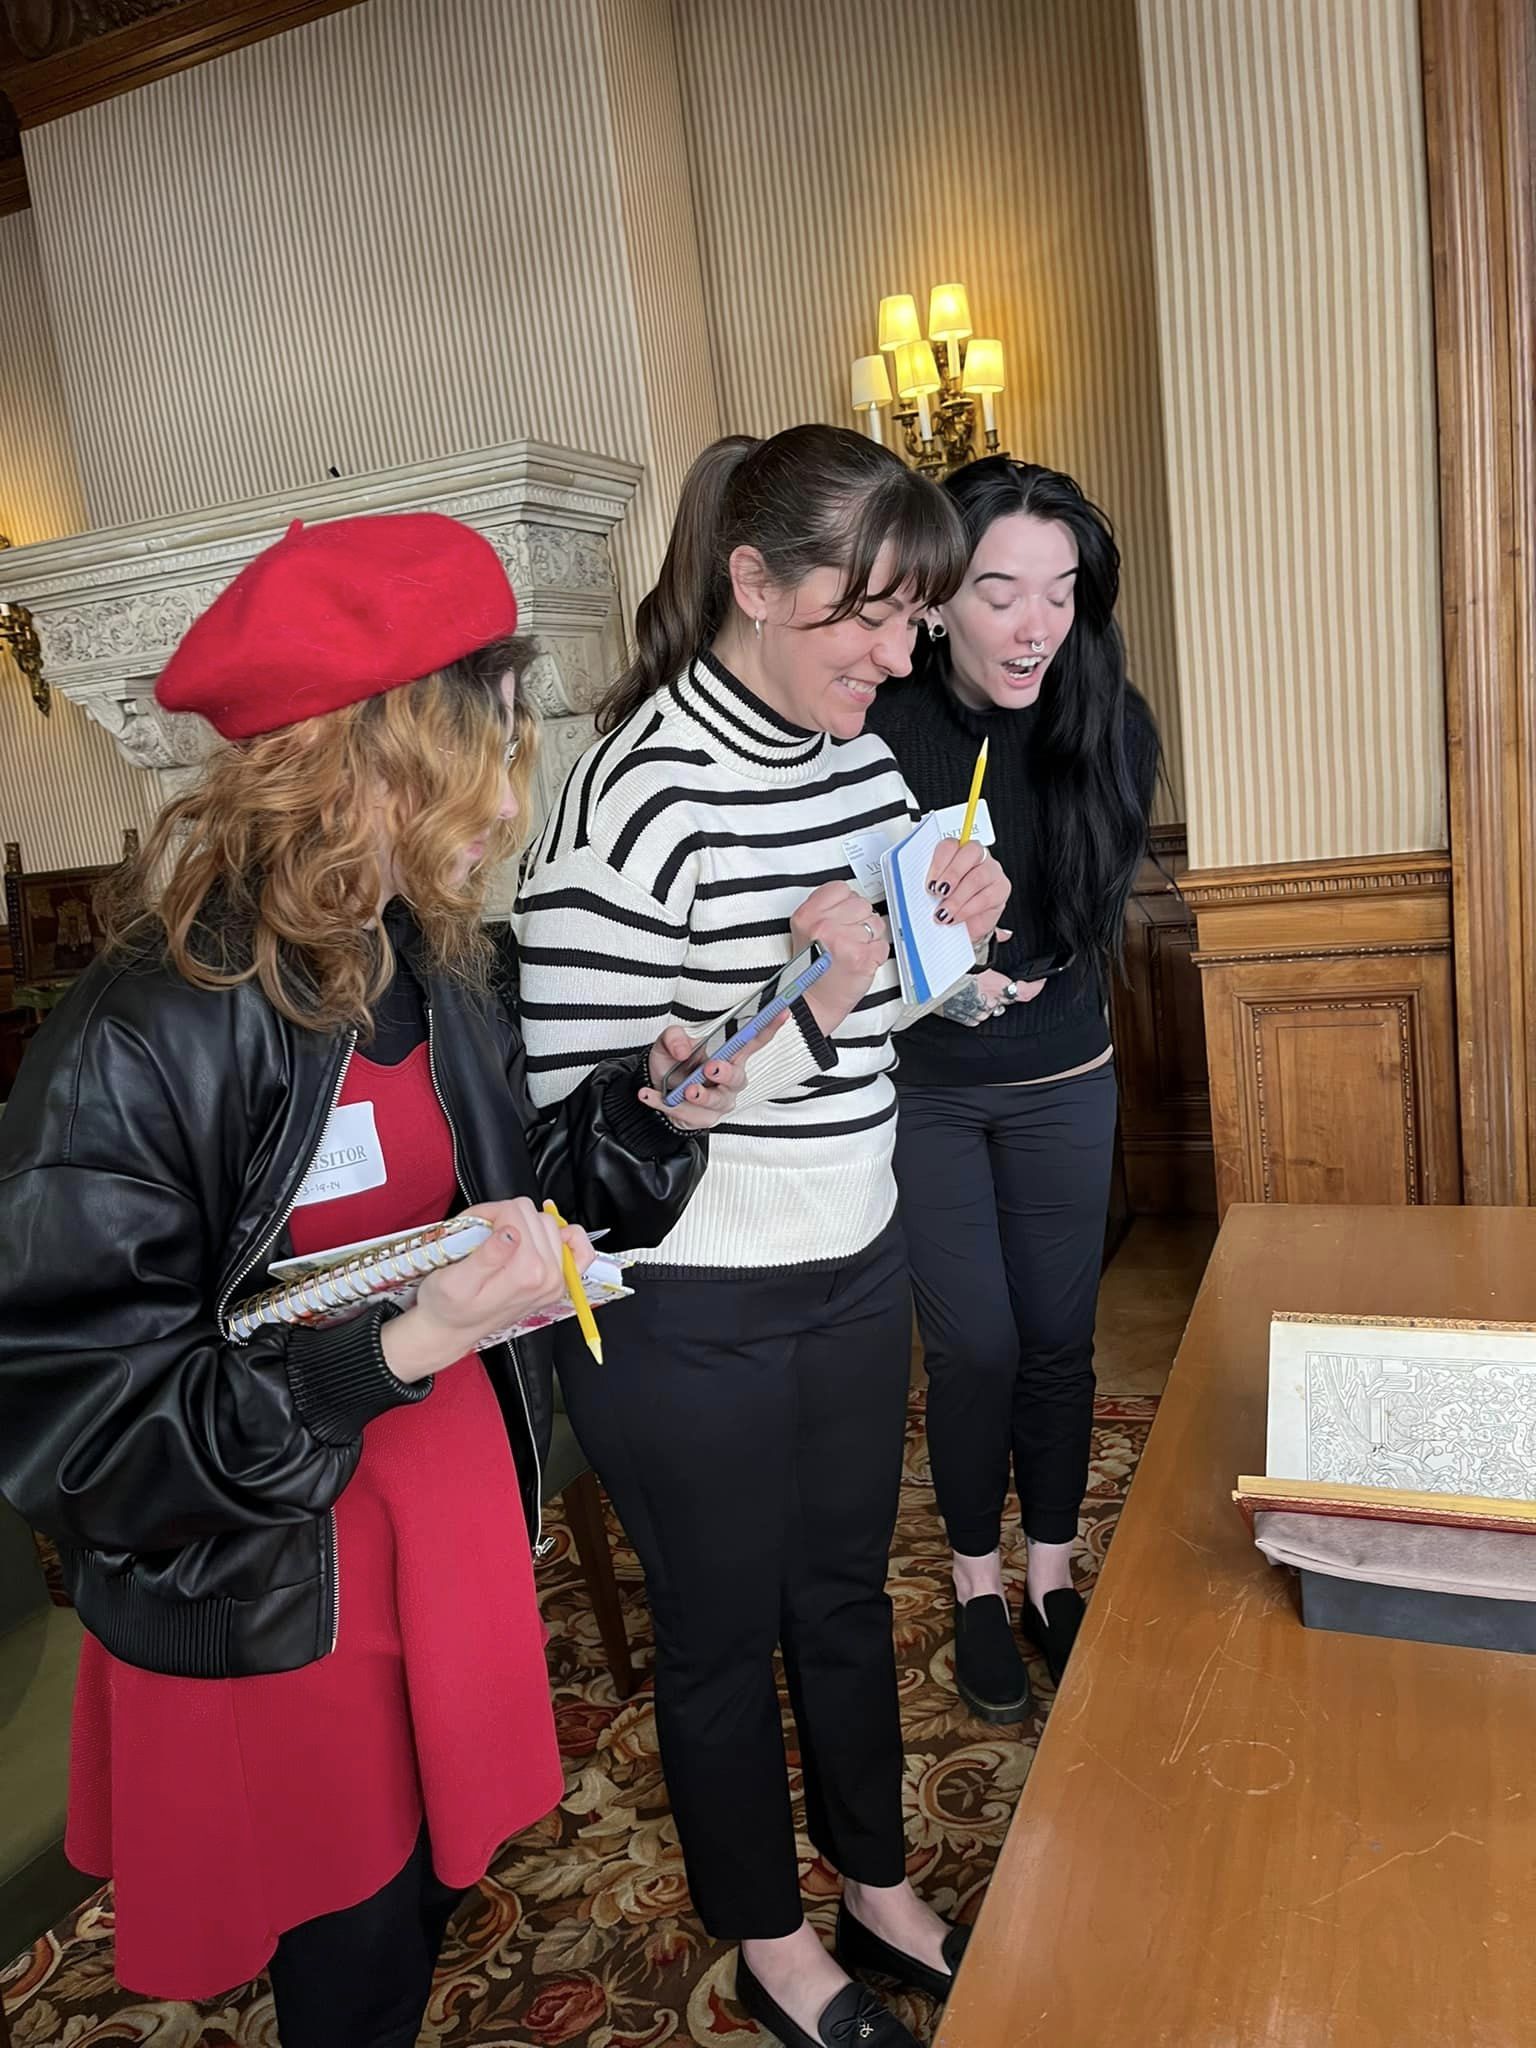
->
[515,427,1010,2048]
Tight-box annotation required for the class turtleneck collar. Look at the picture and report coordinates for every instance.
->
[668,650,829,782]
[930,665,1043,747]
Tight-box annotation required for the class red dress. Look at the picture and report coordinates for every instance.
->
[66,1046,564,1999]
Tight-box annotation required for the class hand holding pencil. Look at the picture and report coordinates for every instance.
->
[381,1197,595,1385]
[925,741,1011,944]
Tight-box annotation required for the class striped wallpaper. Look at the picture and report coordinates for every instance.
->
[19,0,732,625]
[18,0,1184,794]
[0,209,159,909]
[674,0,1184,817]
[9,0,1444,875]
[597,0,724,593]
[24,0,655,578]
[0,210,85,547]
[1136,0,1445,869]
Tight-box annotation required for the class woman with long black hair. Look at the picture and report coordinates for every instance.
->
[867,458,1159,1725]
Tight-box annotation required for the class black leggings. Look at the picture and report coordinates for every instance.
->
[266,1827,463,2048]
[894,1064,1119,1553]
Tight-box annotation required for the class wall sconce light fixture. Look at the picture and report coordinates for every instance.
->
[0,598,50,716]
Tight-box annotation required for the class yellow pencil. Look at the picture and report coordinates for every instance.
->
[959,737,989,845]
[543,1200,603,1364]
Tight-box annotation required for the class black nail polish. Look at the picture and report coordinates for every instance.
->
[938,881,952,897]
[935,908,952,924]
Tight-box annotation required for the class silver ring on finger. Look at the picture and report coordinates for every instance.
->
[860,920,876,942]
[1004,980,1020,1003]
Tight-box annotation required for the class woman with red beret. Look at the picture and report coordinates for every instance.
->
[0,513,748,2048]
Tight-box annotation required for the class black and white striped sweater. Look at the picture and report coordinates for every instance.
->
[513,652,929,1272]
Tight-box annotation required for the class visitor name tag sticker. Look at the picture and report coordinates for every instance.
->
[293,1100,388,1209]
[929,798,996,846]
[843,820,908,901]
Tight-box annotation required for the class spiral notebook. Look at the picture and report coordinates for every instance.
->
[226,1214,637,1345]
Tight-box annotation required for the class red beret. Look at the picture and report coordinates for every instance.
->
[156,512,518,740]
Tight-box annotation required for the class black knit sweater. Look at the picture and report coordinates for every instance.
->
[868,673,1158,1087]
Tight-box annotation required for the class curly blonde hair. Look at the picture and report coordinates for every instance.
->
[108,639,536,1037]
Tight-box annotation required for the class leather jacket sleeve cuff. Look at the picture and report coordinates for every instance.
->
[286,1305,432,1447]
[598,1059,703,1161]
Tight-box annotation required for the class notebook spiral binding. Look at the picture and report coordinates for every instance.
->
[227,1217,492,1342]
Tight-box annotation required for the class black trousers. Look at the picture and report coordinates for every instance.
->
[266,1828,464,2048]
[894,1064,1119,1554]
[558,1223,913,1939]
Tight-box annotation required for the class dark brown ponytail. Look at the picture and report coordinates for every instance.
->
[599,435,759,733]
[596,424,967,734]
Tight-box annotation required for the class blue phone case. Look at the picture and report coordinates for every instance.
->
[662,952,834,1107]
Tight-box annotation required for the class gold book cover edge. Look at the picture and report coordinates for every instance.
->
[1271,1311,1536,1335]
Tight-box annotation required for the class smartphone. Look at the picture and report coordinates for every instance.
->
[1013,948,1078,981]
[661,942,831,1108]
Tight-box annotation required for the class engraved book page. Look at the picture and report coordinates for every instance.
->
[1266,1315,1536,1502]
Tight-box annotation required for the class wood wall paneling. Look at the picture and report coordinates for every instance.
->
[1110,826,1215,1214]
[0,155,27,216]
[1419,0,1536,1204]
[1185,855,1460,1217]
[0,926,24,1101]
[1,0,367,126]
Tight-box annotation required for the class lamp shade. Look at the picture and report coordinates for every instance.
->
[878,294,922,352]
[961,337,1005,394]
[895,339,942,399]
[851,354,894,409]
[928,282,973,342]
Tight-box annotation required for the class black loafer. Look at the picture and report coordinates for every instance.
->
[834,1900,971,2002]
[736,1953,920,2046]
[1021,1586,1085,1685]
[952,1594,1033,1724]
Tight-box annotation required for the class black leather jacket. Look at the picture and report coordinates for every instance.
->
[0,920,703,1679]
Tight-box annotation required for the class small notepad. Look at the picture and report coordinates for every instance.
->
[880,814,980,1005]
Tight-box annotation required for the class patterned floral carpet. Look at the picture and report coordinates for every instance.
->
[3,1391,1157,2048]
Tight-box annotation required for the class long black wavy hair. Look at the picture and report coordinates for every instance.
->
[924,457,1159,962]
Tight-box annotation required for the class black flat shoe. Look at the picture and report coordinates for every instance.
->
[1021,1586,1085,1685]
[834,1900,971,2002]
[952,1593,1033,1724]
[736,1953,920,2046]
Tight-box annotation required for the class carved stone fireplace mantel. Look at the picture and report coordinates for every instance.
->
[0,441,642,886]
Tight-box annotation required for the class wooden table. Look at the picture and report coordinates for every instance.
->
[938,1204,1536,2048]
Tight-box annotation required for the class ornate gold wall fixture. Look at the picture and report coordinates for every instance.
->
[0,600,50,716]
[849,287,1008,478]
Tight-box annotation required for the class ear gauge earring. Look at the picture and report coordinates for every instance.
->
[928,619,948,641]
